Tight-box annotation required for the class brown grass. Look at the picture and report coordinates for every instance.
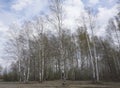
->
[0,80,120,88]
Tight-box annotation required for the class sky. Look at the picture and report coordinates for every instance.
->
[0,0,119,68]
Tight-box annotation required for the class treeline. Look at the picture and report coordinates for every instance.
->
[3,0,120,82]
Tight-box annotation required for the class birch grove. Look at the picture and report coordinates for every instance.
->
[3,0,120,83]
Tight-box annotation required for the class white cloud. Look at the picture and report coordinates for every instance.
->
[108,0,115,3]
[0,10,19,26]
[63,0,85,30]
[96,5,118,37]
[89,0,99,5]
[0,21,9,50]
[97,5,118,27]
[0,22,8,32]
[11,0,33,11]
[23,0,48,18]
[11,0,48,20]
[0,22,9,46]
[0,22,9,68]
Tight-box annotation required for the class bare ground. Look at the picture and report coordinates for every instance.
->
[0,80,120,88]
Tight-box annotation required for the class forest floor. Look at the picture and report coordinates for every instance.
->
[0,80,120,88]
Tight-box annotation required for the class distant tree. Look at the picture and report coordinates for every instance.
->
[0,65,2,76]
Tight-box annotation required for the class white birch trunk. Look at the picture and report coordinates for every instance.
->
[85,32,96,80]
[18,60,21,82]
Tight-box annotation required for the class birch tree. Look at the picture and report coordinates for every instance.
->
[48,0,66,83]
[86,8,99,82]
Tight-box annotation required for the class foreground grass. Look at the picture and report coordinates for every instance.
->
[0,80,120,88]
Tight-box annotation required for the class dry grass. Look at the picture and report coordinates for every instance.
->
[0,80,120,88]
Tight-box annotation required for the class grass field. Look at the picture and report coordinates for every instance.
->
[0,80,120,88]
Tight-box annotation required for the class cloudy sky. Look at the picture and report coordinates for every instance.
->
[0,0,119,67]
